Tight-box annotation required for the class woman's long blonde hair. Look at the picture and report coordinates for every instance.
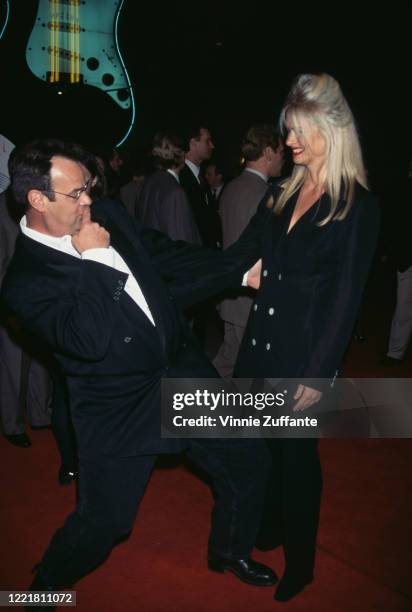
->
[275,73,368,224]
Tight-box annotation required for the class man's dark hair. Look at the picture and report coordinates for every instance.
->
[181,124,208,153]
[205,157,227,181]
[241,124,280,162]
[8,138,87,207]
[151,132,185,170]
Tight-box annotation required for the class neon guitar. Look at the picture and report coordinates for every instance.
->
[26,0,135,145]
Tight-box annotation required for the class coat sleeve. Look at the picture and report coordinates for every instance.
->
[140,191,273,309]
[302,193,380,384]
[2,258,128,362]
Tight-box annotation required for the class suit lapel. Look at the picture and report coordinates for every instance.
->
[93,206,168,355]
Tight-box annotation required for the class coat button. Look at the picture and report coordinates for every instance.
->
[252,338,256,346]
[268,307,275,315]
[266,343,271,350]
[114,296,119,301]
[278,273,282,280]
[124,336,132,343]
[262,270,268,277]
[254,304,258,311]
[115,290,121,296]
[118,280,124,287]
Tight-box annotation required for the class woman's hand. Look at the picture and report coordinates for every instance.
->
[247,259,262,289]
[293,384,322,411]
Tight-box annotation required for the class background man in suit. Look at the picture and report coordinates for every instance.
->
[205,158,226,209]
[214,124,284,379]
[2,139,276,609]
[120,159,147,217]
[180,125,221,248]
[136,131,201,243]
[0,189,52,448]
[180,126,222,345]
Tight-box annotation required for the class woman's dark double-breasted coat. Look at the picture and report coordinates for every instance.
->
[235,183,380,384]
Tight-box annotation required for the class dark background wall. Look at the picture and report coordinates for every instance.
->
[1,1,411,192]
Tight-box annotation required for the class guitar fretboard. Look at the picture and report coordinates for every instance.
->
[49,0,81,83]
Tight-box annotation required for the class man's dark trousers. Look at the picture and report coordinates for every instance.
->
[37,438,269,587]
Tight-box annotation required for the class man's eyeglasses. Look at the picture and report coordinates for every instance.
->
[45,178,92,201]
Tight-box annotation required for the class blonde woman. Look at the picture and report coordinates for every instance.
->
[235,73,380,601]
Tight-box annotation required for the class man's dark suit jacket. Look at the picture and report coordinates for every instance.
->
[180,164,221,247]
[1,199,267,457]
[136,170,201,244]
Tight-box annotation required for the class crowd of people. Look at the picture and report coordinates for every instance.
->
[0,72,410,610]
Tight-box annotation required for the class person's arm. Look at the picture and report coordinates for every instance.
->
[303,193,380,383]
[141,190,273,309]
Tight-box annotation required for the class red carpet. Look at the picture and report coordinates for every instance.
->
[1,266,412,610]
[1,435,411,611]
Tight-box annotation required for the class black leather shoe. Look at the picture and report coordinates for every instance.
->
[26,572,56,611]
[274,573,313,602]
[58,464,79,486]
[4,433,31,448]
[208,551,277,586]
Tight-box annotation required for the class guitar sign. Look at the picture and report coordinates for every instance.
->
[26,0,135,112]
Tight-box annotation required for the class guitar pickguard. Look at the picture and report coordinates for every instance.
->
[26,0,132,110]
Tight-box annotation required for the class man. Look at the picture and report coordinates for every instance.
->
[205,159,226,209]
[119,159,147,217]
[180,126,222,344]
[0,189,52,448]
[214,124,284,379]
[180,125,221,248]
[2,139,275,609]
[136,131,201,243]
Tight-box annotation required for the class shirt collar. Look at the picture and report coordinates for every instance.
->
[166,169,180,183]
[20,215,80,258]
[185,159,200,181]
[245,167,268,183]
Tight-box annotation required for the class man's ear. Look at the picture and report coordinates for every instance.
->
[263,146,274,161]
[27,189,48,212]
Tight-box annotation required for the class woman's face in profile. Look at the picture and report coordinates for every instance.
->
[285,112,327,171]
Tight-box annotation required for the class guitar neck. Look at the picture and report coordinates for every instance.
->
[48,0,81,83]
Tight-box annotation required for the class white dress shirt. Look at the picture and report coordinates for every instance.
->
[185,160,201,183]
[20,216,156,326]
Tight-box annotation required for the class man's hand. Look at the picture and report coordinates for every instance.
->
[247,259,262,290]
[293,384,322,412]
[72,207,110,254]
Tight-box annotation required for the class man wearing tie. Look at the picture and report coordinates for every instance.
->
[180,125,221,248]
